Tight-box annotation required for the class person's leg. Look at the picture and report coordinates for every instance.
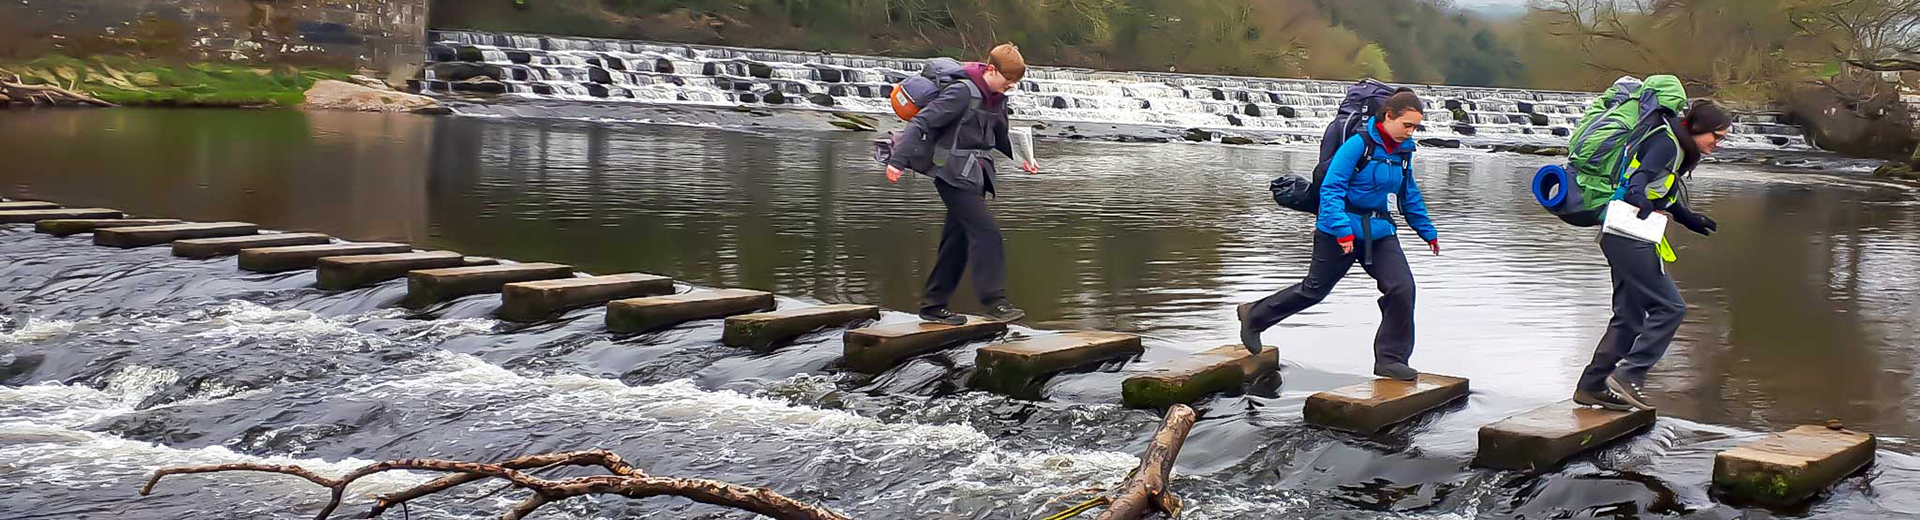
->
[1360,236,1415,367]
[1244,231,1357,332]
[938,172,1008,308]
[1577,253,1645,393]
[1614,245,1686,385]
[921,180,971,314]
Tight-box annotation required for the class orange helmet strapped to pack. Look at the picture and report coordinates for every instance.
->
[890,58,978,121]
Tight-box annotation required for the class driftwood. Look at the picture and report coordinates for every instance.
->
[0,69,116,108]
[140,449,847,520]
[1094,404,1196,520]
[144,405,1201,520]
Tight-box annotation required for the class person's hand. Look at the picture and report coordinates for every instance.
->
[886,165,904,184]
[1427,240,1440,256]
[1340,240,1355,255]
[1020,161,1039,174]
[1679,213,1718,236]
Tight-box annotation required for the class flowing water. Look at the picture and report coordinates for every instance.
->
[3,107,1919,519]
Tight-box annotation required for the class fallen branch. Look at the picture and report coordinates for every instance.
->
[1095,404,1196,520]
[0,67,116,107]
[140,449,847,520]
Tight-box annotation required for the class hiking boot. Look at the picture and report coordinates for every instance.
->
[984,302,1026,323]
[1237,302,1263,355]
[918,306,967,326]
[1606,373,1656,411]
[1573,388,1634,412]
[1373,362,1419,381]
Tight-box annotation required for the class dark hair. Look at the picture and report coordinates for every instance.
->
[1384,91,1424,117]
[1683,99,1731,135]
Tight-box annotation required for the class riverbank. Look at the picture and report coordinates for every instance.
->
[0,55,351,108]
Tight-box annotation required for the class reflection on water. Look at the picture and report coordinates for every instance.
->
[3,109,1919,518]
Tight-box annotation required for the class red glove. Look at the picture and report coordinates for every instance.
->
[1428,240,1440,256]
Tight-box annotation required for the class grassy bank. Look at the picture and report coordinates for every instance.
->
[1,55,349,107]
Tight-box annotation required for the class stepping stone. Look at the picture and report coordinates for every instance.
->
[1713,424,1876,506]
[404,262,575,307]
[173,233,333,259]
[1121,345,1278,408]
[35,219,179,236]
[971,331,1144,399]
[239,242,414,273]
[1473,400,1656,470]
[498,273,674,322]
[842,318,1008,373]
[0,208,123,224]
[94,222,257,248]
[315,251,465,290]
[1304,373,1470,433]
[605,289,776,333]
[0,201,59,210]
[723,304,881,351]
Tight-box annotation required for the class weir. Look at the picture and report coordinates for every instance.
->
[0,199,1882,512]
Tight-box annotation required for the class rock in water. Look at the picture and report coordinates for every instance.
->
[1221,136,1256,145]
[302,80,441,113]
[806,93,835,106]
[1418,138,1461,149]
[1533,147,1569,156]
[1183,128,1213,142]
[828,119,875,132]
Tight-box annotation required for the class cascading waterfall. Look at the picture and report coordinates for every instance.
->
[418,29,1809,150]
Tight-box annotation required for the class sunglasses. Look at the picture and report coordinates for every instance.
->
[1708,130,1730,143]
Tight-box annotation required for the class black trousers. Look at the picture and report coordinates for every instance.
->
[1245,231,1417,365]
[922,178,1008,311]
[1578,233,1686,391]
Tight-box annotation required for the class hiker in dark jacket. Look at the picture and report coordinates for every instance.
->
[885,43,1038,324]
[1236,91,1439,381]
[1574,100,1731,412]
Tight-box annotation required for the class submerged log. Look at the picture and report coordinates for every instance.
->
[1095,404,1197,520]
[140,450,847,520]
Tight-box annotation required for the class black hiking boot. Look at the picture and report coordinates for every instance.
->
[1237,302,1263,355]
[918,306,967,326]
[1606,373,1657,411]
[1573,388,1634,412]
[984,302,1026,323]
[1373,362,1419,381]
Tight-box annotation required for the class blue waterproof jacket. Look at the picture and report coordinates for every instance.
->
[1317,116,1439,243]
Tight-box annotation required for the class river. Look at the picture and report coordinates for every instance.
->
[2,107,1918,518]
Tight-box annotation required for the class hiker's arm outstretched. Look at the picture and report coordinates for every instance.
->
[994,115,1014,160]
[886,84,972,171]
[1398,171,1438,243]
[1317,136,1363,243]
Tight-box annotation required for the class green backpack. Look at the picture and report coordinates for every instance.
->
[1566,75,1688,216]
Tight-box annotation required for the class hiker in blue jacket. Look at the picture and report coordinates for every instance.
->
[1238,91,1439,381]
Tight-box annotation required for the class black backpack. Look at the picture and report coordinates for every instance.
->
[1270,79,1405,213]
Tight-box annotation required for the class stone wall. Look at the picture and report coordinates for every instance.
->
[1,0,428,81]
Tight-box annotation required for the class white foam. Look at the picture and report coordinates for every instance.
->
[0,317,77,344]
[0,421,431,497]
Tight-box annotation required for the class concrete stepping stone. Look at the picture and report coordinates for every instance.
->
[0,208,123,224]
[971,331,1144,399]
[94,222,257,248]
[842,318,1008,373]
[498,273,674,322]
[1304,373,1469,433]
[1473,400,1656,470]
[404,262,575,307]
[605,289,776,333]
[1121,344,1278,408]
[173,233,333,259]
[238,243,414,273]
[1713,424,1876,506]
[722,304,881,351]
[35,219,179,236]
[0,201,59,210]
[315,251,465,290]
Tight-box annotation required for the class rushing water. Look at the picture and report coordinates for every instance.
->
[2,108,1919,519]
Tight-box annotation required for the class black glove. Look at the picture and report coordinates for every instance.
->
[1677,212,1718,236]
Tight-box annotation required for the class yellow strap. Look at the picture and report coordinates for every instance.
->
[1658,238,1677,262]
[1039,496,1110,520]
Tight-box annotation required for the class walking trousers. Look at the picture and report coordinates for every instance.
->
[1244,231,1417,365]
[922,178,1008,311]
[1579,233,1686,391]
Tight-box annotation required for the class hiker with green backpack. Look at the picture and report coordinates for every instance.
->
[1538,76,1735,411]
